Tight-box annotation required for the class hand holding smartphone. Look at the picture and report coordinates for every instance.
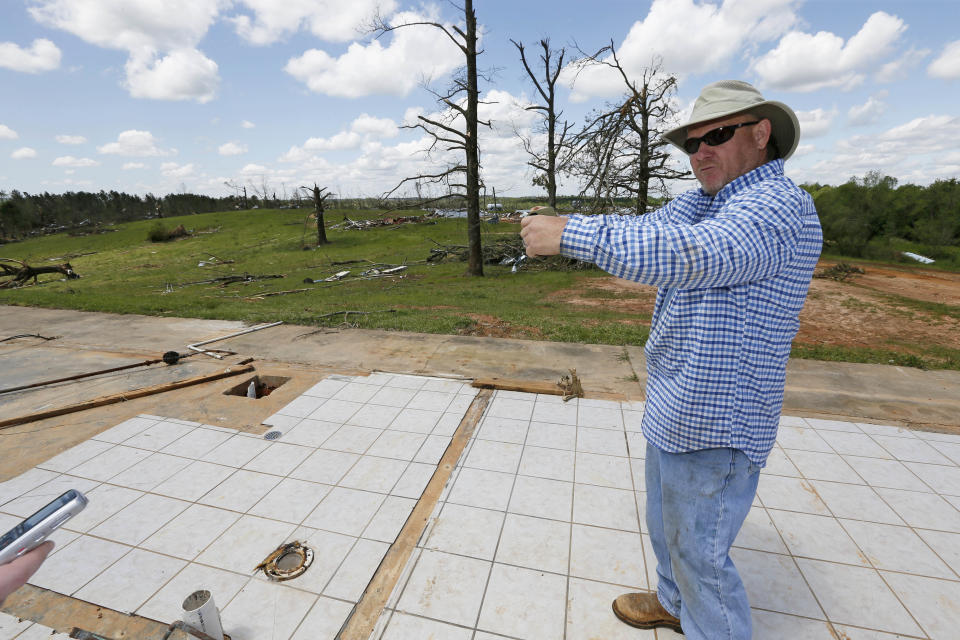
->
[0,489,87,565]
[0,489,87,605]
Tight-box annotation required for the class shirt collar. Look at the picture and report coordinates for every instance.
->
[700,159,785,205]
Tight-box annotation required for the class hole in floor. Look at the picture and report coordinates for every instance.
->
[223,375,290,399]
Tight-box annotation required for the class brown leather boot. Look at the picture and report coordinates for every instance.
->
[611,592,684,633]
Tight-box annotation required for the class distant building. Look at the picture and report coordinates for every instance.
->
[486,203,503,211]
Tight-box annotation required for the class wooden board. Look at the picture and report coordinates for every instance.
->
[337,389,493,640]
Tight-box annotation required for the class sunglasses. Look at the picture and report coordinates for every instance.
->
[683,121,760,154]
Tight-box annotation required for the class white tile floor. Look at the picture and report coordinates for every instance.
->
[0,612,70,640]
[373,392,960,640]
[3,377,960,639]
[0,373,477,640]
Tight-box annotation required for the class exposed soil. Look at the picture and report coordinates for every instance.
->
[457,313,546,339]
[547,261,960,357]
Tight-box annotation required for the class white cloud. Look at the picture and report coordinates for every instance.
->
[98,130,176,157]
[219,142,248,156]
[0,125,18,140]
[280,113,400,162]
[929,40,960,79]
[30,0,222,102]
[122,162,147,170]
[241,120,256,129]
[284,8,462,98]
[56,134,87,144]
[797,108,836,138]
[11,147,38,159]
[848,92,888,126]
[240,163,268,176]
[160,162,196,178]
[876,47,928,83]
[230,0,394,45]
[52,156,100,167]
[0,38,61,73]
[125,48,219,103]
[566,0,800,101]
[751,12,906,92]
[838,114,960,156]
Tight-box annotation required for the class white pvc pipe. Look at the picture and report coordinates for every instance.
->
[187,321,284,359]
[182,589,225,640]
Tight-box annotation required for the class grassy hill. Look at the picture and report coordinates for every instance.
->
[0,208,649,346]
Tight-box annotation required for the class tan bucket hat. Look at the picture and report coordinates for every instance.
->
[663,80,800,160]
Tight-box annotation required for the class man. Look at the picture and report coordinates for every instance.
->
[520,80,822,639]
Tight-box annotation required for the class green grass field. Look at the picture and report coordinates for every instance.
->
[0,208,650,346]
[3,207,959,370]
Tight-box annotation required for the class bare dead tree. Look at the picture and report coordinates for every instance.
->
[511,38,573,209]
[373,0,488,276]
[566,47,692,214]
[301,184,334,246]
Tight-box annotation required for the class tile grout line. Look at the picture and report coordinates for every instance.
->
[773,424,930,638]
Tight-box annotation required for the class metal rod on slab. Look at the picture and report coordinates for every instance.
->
[0,357,167,395]
[187,322,283,359]
[0,365,254,430]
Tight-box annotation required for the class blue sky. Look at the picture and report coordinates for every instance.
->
[1,0,959,199]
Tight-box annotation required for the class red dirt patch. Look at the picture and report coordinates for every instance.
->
[548,261,960,356]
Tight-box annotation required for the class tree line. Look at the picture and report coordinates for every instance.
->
[0,189,250,240]
[807,172,960,266]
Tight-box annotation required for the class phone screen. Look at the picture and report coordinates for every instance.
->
[0,490,77,550]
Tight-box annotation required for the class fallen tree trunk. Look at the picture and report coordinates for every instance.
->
[0,258,79,288]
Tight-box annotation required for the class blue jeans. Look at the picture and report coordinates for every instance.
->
[645,444,761,639]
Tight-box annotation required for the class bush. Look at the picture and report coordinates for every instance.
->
[147,223,189,242]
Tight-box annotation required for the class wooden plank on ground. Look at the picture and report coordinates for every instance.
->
[0,365,254,430]
[337,388,493,640]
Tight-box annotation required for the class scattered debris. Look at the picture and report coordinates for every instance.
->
[557,368,584,402]
[902,251,935,265]
[47,251,97,261]
[814,263,865,282]
[197,254,234,267]
[244,288,310,300]
[0,333,58,343]
[163,273,284,292]
[255,541,314,581]
[187,321,283,359]
[330,212,439,230]
[427,235,591,271]
[0,258,79,288]
[316,309,397,327]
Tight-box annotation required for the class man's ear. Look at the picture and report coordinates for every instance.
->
[754,118,772,150]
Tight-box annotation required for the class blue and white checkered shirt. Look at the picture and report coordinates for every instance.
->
[561,159,822,465]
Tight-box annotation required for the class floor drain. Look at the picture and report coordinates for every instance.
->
[263,430,282,440]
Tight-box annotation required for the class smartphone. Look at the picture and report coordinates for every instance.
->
[0,489,88,565]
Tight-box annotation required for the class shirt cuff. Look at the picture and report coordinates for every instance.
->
[560,215,600,263]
